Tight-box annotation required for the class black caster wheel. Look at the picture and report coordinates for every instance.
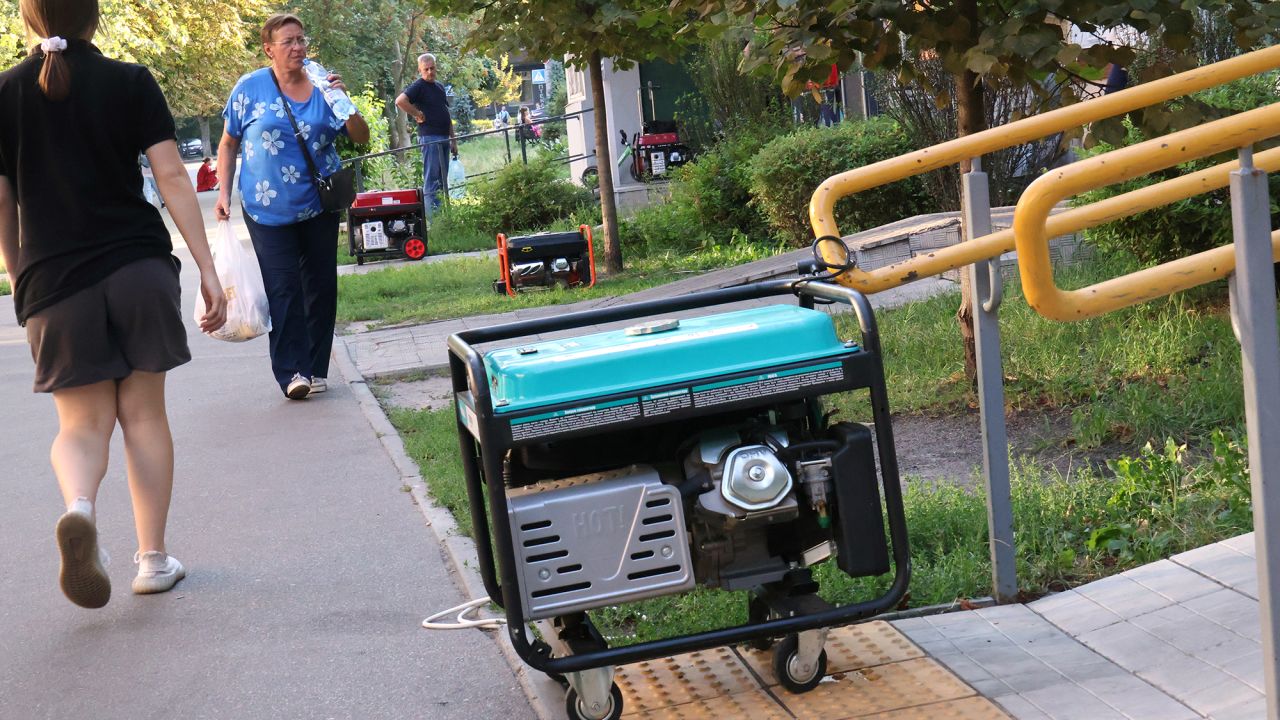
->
[772,633,827,694]
[564,683,623,720]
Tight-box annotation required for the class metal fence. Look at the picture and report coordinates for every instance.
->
[344,107,596,196]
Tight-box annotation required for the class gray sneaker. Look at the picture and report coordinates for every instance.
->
[132,551,186,594]
[285,372,311,399]
[56,498,111,609]
[309,377,327,394]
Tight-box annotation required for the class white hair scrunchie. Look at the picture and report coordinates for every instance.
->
[39,36,68,54]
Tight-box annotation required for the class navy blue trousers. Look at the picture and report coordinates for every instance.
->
[244,211,339,393]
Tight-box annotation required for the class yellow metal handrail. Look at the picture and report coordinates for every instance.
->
[1014,102,1280,320]
[809,43,1280,296]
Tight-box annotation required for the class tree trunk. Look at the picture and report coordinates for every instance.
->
[954,66,986,385]
[198,117,211,158]
[589,50,623,273]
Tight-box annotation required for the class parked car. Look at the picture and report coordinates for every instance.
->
[179,138,203,159]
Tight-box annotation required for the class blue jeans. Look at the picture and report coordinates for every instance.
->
[420,134,449,218]
[244,211,339,393]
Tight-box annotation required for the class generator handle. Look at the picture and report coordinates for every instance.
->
[792,280,880,354]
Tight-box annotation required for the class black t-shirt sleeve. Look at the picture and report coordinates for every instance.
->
[131,66,176,152]
[402,79,422,104]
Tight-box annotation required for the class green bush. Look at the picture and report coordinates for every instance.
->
[668,121,789,244]
[1076,74,1280,264]
[748,117,938,246]
[467,155,595,234]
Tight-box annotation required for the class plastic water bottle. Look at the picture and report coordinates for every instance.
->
[302,59,356,121]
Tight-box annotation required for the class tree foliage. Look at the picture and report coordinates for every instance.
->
[675,0,1276,102]
[1,0,268,118]
[468,54,522,112]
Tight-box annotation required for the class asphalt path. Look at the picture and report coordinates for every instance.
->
[0,188,534,719]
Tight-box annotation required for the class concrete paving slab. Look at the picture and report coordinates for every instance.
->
[1120,559,1224,603]
[1020,682,1130,720]
[1073,574,1173,619]
[1172,543,1258,597]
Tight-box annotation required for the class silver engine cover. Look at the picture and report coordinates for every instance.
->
[507,465,694,620]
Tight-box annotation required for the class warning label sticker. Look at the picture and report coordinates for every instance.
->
[641,389,692,417]
[692,363,845,409]
[509,399,641,441]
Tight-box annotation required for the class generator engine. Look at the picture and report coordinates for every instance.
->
[494,226,596,296]
[450,286,907,720]
[348,189,427,265]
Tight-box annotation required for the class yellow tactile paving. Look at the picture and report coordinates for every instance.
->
[614,646,760,714]
[772,658,977,719]
[739,620,925,683]
[603,621,1010,719]
[852,696,1011,719]
[621,689,791,719]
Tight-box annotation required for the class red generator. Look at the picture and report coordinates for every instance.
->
[493,225,596,296]
[630,120,692,182]
[348,189,428,265]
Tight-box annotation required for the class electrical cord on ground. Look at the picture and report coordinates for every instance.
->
[422,596,507,631]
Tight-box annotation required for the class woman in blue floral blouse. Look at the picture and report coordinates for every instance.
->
[214,13,369,400]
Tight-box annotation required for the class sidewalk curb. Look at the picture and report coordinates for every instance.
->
[331,334,562,720]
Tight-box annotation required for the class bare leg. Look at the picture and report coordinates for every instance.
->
[50,380,119,513]
[116,371,173,554]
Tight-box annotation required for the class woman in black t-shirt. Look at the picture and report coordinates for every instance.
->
[0,0,227,609]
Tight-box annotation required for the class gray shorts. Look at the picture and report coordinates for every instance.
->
[25,256,191,393]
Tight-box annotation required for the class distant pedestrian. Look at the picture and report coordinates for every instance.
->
[0,0,228,607]
[494,106,510,129]
[196,157,219,192]
[395,53,457,218]
[215,13,370,400]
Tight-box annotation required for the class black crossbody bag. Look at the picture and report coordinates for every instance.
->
[270,70,357,214]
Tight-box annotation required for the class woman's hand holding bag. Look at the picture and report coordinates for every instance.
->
[195,220,272,342]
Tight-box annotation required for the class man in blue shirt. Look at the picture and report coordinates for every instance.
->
[395,53,456,218]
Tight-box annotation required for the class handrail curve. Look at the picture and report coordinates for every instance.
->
[1014,101,1280,320]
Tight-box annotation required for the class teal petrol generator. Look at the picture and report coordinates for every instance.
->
[447,278,909,720]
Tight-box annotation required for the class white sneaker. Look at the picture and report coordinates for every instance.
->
[56,497,111,609]
[309,377,327,394]
[132,551,187,594]
[285,373,311,399]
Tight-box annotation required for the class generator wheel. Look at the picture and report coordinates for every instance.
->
[402,237,427,260]
[772,634,827,694]
[564,684,622,720]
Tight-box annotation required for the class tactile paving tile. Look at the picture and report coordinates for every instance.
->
[740,620,925,683]
[773,658,976,719]
[621,689,791,719]
[852,696,1011,719]
[614,646,762,714]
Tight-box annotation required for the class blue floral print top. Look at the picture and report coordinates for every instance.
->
[222,68,347,226]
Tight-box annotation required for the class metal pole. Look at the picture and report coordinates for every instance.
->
[963,157,1017,603]
[1228,146,1280,720]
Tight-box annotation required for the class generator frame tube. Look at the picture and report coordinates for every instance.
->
[446,278,911,674]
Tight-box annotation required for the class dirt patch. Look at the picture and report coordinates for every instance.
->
[378,375,455,411]
[892,408,1129,486]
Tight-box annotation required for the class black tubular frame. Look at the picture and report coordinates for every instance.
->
[446,278,911,674]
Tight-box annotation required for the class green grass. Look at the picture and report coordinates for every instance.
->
[386,401,1254,645]
[0,279,9,297]
[336,241,784,330]
[834,253,1244,449]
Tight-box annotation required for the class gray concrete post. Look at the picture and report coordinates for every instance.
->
[963,159,1018,603]
[1228,147,1280,720]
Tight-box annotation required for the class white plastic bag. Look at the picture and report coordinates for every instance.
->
[195,220,272,342]
[448,158,466,199]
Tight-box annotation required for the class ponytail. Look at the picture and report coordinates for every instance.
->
[18,0,99,101]
[38,49,71,101]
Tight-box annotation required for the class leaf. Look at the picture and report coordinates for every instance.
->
[965,51,998,75]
